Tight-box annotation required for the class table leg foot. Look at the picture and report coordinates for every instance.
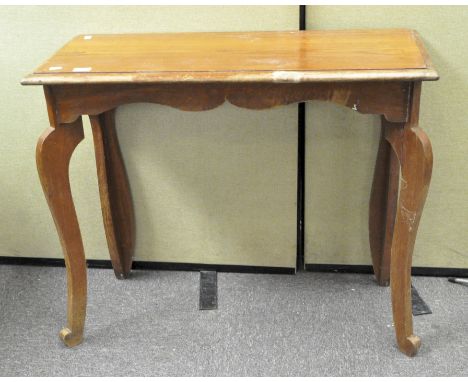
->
[399,334,422,357]
[59,327,83,347]
[385,123,433,357]
[114,270,130,280]
[90,110,136,279]
[36,119,87,348]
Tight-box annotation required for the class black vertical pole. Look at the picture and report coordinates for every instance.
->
[296,5,306,271]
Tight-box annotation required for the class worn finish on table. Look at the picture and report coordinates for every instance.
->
[23,29,438,357]
[22,29,437,84]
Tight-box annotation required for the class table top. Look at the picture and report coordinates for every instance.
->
[22,29,438,85]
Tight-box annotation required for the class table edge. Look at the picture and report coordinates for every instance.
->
[21,68,439,86]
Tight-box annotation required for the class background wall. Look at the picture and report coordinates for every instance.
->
[305,6,468,268]
[0,6,467,270]
[0,6,298,268]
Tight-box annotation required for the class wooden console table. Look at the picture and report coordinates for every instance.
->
[22,29,438,356]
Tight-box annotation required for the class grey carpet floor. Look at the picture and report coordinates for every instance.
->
[0,264,467,377]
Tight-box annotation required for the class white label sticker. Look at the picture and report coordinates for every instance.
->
[84,35,93,40]
[72,67,92,72]
[48,66,63,71]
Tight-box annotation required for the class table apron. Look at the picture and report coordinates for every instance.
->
[45,81,412,125]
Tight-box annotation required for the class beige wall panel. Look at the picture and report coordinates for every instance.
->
[305,6,468,268]
[0,6,298,267]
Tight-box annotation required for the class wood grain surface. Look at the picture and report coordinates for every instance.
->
[22,29,438,84]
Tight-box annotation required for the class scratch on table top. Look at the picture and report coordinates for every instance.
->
[72,67,92,72]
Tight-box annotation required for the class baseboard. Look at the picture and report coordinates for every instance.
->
[304,263,468,277]
[2,256,466,277]
[0,256,295,275]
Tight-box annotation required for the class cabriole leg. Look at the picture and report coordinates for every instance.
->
[369,117,401,286]
[385,119,433,356]
[36,118,86,347]
[90,110,135,279]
